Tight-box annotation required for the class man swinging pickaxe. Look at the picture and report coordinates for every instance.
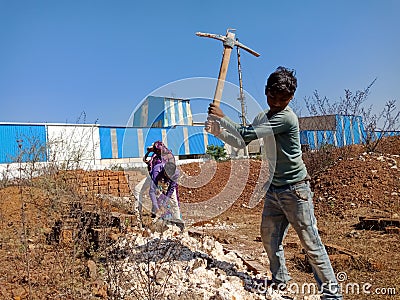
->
[196,29,260,107]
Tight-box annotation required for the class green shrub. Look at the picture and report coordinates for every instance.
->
[206,145,227,161]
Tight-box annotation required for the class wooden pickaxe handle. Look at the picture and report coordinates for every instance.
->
[213,31,235,107]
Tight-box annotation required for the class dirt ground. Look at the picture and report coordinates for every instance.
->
[1,136,399,299]
[177,137,400,299]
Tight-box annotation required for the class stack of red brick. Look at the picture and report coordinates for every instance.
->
[59,170,133,197]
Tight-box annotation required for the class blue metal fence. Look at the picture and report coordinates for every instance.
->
[0,114,395,164]
[0,124,47,163]
[98,125,224,160]
[300,115,367,149]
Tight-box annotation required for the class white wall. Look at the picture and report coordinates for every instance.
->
[46,125,101,169]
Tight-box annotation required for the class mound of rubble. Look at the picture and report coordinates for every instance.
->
[106,225,281,300]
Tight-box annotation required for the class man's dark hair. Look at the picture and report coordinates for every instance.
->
[265,66,297,98]
[164,161,177,179]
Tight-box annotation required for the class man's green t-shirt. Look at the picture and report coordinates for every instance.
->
[217,106,308,186]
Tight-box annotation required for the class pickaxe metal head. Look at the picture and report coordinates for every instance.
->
[196,29,260,106]
[196,29,260,57]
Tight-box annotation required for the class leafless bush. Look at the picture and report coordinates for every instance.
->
[1,136,101,299]
[302,145,335,178]
[362,100,400,152]
[302,79,400,175]
[304,79,376,117]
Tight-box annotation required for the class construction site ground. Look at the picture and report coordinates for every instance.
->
[176,138,400,299]
[1,136,399,299]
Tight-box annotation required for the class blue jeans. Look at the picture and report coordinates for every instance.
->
[260,181,343,300]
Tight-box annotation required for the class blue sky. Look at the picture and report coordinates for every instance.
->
[0,0,399,126]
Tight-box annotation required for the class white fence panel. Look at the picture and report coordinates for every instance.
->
[46,125,101,168]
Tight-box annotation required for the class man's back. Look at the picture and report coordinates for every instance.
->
[255,106,307,186]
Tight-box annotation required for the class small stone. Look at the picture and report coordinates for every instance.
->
[87,259,97,279]
[192,257,206,270]
[92,280,107,298]
[346,230,360,238]
[155,268,169,284]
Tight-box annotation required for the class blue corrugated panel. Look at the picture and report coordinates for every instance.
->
[388,131,400,136]
[166,97,177,127]
[182,101,189,123]
[351,116,362,144]
[133,96,166,127]
[99,127,112,159]
[116,128,126,158]
[152,112,164,127]
[163,100,171,127]
[314,130,326,149]
[335,115,345,147]
[300,115,368,150]
[328,130,336,146]
[133,99,146,127]
[165,127,184,155]
[120,128,140,158]
[355,116,366,144]
[133,96,193,128]
[179,139,186,155]
[315,131,322,148]
[375,131,400,139]
[352,116,361,143]
[0,124,47,163]
[336,115,366,146]
[316,131,324,148]
[373,131,381,139]
[99,127,141,159]
[358,116,367,143]
[149,96,165,127]
[343,116,352,146]
[351,116,359,144]
[142,128,163,152]
[99,125,227,159]
[206,132,225,147]
[174,100,180,124]
[132,105,141,127]
[316,130,335,148]
[299,131,308,145]
[187,127,206,154]
[309,131,317,149]
[300,131,315,149]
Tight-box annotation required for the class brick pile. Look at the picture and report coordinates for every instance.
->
[58,169,146,197]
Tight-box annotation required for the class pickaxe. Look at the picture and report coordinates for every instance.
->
[196,29,260,107]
